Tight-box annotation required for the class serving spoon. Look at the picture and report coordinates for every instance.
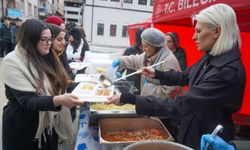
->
[100,60,166,87]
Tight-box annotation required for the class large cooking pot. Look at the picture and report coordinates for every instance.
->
[123,141,194,150]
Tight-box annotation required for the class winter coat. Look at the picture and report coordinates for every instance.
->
[173,47,187,71]
[119,46,181,99]
[120,46,246,149]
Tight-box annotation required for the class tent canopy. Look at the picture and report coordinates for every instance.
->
[127,17,152,46]
[153,0,250,32]
[152,0,250,125]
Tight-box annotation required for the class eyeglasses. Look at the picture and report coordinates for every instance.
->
[40,37,53,44]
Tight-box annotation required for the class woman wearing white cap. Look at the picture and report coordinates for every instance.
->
[112,27,181,99]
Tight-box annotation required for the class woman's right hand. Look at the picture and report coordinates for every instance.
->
[139,67,155,78]
[53,93,84,108]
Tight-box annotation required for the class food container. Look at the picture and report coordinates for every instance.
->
[85,58,116,80]
[90,103,136,114]
[99,117,174,150]
[123,141,193,150]
[74,73,100,83]
[72,82,114,102]
[88,103,138,126]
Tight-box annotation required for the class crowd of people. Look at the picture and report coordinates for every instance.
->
[0,3,248,150]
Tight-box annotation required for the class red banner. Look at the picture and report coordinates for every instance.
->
[153,0,250,31]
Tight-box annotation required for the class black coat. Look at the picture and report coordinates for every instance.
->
[121,46,246,149]
[2,85,61,150]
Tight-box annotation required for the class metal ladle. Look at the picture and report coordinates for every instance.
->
[99,60,166,87]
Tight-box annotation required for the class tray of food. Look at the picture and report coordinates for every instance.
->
[72,82,114,102]
[90,103,136,114]
[69,62,90,70]
[99,117,174,149]
[74,73,100,83]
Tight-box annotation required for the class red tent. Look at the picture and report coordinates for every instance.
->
[152,0,250,126]
[127,17,152,46]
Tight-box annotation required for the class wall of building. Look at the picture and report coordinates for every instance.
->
[83,0,153,48]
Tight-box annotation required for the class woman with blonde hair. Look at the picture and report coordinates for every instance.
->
[107,4,246,149]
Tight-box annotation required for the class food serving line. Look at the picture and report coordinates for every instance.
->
[69,59,188,150]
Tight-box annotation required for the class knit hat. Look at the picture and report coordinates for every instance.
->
[141,28,165,47]
[45,16,64,27]
[166,32,180,48]
[69,28,81,40]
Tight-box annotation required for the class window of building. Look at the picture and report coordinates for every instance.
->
[34,5,38,17]
[150,0,154,6]
[28,3,32,15]
[67,18,78,23]
[65,2,82,7]
[122,25,128,37]
[97,23,104,36]
[110,24,117,36]
[20,0,25,12]
[138,0,147,5]
[67,11,79,15]
[110,0,120,2]
[124,0,133,3]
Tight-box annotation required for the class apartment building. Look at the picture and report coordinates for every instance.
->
[0,0,64,20]
[63,0,85,25]
[1,0,39,20]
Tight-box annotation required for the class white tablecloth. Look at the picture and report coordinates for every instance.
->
[74,108,101,150]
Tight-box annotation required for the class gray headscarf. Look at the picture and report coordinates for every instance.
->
[141,28,165,47]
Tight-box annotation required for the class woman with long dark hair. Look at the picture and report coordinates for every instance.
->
[1,19,84,150]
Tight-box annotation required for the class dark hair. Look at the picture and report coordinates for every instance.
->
[135,28,144,49]
[17,19,68,95]
[75,26,86,39]
[14,17,22,22]
[166,32,180,48]
[47,23,63,39]
[3,16,10,21]
[69,28,82,52]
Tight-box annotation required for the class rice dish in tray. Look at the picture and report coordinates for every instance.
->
[91,103,135,111]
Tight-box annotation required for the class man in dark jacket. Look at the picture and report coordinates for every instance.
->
[107,4,246,149]
[0,17,13,55]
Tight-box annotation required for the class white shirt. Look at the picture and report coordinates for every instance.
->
[66,39,84,61]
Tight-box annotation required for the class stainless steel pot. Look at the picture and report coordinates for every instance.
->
[123,140,194,150]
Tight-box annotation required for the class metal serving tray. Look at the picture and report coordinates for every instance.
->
[99,117,174,150]
[89,103,136,115]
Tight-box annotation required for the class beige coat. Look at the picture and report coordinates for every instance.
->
[119,46,181,99]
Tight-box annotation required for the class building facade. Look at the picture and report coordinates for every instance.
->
[1,0,39,20]
[63,0,85,25]
[83,0,153,49]
[0,0,64,21]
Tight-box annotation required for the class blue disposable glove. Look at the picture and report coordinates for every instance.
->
[112,59,121,68]
[115,71,122,79]
[200,134,235,150]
